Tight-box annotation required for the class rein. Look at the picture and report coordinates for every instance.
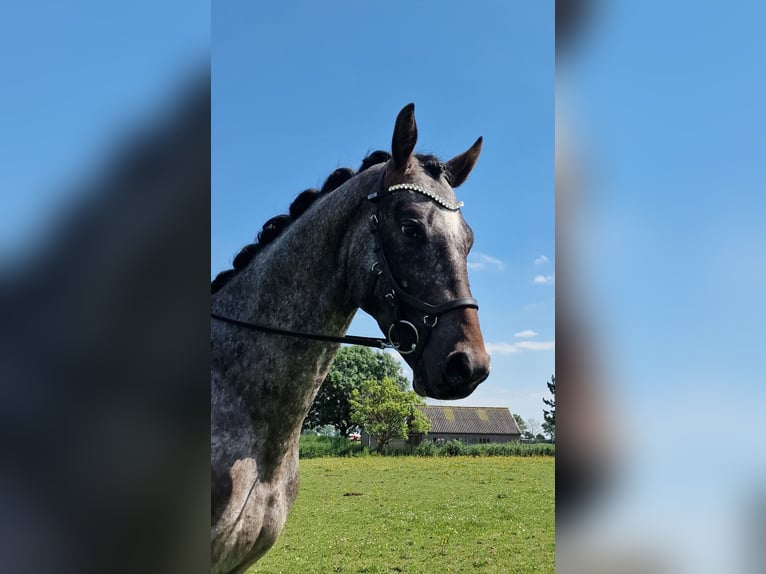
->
[211,170,478,356]
[210,312,392,349]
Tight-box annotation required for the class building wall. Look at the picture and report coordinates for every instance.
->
[360,432,408,450]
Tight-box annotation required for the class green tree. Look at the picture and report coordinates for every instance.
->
[350,377,431,452]
[542,374,555,440]
[541,420,554,441]
[513,413,528,434]
[303,346,408,437]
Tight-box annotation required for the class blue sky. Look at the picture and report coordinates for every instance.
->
[212,1,555,425]
[563,0,766,425]
[560,1,766,570]
[570,0,765,388]
[0,1,208,263]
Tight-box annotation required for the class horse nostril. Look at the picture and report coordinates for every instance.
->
[474,362,490,385]
[444,352,473,383]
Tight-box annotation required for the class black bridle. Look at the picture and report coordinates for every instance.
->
[211,171,479,357]
[365,175,478,359]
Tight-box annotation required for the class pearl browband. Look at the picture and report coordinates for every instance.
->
[367,183,464,211]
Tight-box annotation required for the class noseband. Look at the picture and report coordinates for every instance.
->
[211,170,479,358]
[366,173,478,358]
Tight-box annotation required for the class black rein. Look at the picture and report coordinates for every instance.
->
[210,312,391,350]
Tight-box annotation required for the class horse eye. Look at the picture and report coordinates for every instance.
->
[400,221,421,239]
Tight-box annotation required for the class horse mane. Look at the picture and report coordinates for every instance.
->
[212,151,452,294]
[212,150,394,294]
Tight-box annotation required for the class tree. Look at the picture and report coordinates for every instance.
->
[303,346,408,437]
[541,420,555,441]
[350,377,431,452]
[513,413,528,434]
[542,374,555,440]
[526,418,540,438]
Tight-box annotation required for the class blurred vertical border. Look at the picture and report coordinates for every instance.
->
[0,2,210,573]
[556,0,766,572]
[556,0,610,521]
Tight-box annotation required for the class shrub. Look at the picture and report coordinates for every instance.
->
[465,445,485,457]
[299,435,363,459]
[298,435,555,459]
[439,440,467,456]
[484,443,506,456]
[414,441,437,457]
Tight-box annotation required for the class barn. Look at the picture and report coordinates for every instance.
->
[409,405,522,445]
[361,405,522,449]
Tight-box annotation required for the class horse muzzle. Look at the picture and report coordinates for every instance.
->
[412,346,490,400]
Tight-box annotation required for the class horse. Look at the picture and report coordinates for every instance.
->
[210,103,490,574]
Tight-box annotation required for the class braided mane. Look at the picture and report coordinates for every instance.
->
[211,151,393,294]
[212,151,451,294]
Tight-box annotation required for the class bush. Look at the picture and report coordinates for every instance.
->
[414,441,437,457]
[299,435,363,459]
[484,443,506,456]
[382,444,415,456]
[425,440,554,458]
[298,435,555,459]
[439,440,467,456]
[465,444,485,457]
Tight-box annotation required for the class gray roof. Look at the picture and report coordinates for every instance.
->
[417,406,521,435]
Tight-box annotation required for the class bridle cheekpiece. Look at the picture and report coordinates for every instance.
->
[365,174,478,358]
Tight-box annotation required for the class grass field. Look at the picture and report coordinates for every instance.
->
[250,456,554,573]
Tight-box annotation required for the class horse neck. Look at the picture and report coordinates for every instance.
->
[211,169,377,452]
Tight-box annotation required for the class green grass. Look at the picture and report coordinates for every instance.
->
[250,456,554,573]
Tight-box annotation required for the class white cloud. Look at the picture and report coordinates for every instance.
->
[467,252,505,271]
[485,340,555,355]
[514,329,539,338]
[515,340,555,351]
[534,255,549,266]
[533,274,555,284]
[484,342,521,355]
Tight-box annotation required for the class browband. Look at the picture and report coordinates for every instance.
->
[368,183,464,211]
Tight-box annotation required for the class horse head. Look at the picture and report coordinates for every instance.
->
[354,103,490,400]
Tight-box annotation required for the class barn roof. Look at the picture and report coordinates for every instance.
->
[417,406,521,435]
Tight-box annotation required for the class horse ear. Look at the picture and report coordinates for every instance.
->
[391,103,418,169]
[446,136,483,188]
